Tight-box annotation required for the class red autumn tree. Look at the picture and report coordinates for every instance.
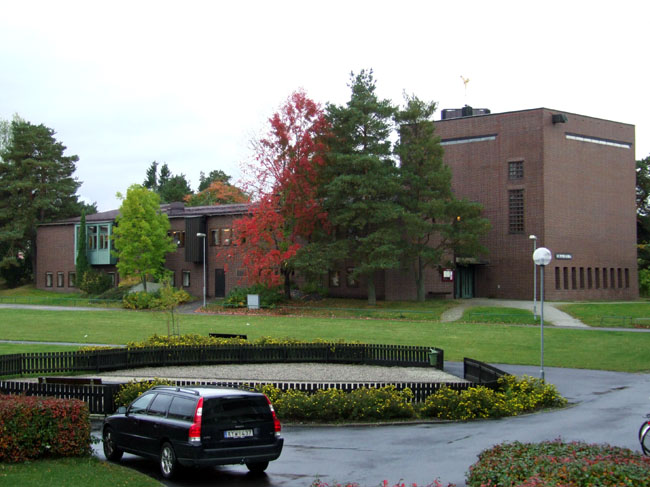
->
[233,90,330,298]
[184,180,249,206]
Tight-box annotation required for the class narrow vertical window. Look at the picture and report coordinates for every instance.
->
[329,271,340,287]
[563,267,569,290]
[555,267,560,290]
[210,229,220,246]
[508,189,524,234]
[602,268,608,289]
[625,268,630,288]
[595,268,600,289]
[182,270,191,287]
[587,268,593,289]
[579,267,584,289]
[45,272,53,288]
[69,272,76,288]
[611,268,616,288]
[571,267,577,290]
[57,272,65,288]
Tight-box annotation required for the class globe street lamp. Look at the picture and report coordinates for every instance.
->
[529,235,538,319]
[196,233,207,308]
[532,247,552,381]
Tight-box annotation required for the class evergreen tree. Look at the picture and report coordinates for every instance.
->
[394,94,490,300]
[143,161,159,191]
[198,169,231,191]
[321,70,401,304]
[76,211,90,280]
[0,120,86,285]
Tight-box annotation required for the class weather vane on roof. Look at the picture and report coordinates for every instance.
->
[460,75,470,102]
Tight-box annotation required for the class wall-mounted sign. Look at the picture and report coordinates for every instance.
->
[442,269,454,282]
[555,253,573,260]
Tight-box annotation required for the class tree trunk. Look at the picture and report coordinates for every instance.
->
[283,270,291,300]
[367,273,377,305]
[416,257,426,302]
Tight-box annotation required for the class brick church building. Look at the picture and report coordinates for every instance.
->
[36,107,638,301]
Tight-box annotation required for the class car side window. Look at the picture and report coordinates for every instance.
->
[129,393,156,414]
[167,396,197,421]
[148,393,173,417]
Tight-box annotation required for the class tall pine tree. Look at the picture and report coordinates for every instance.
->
[394,94,490,300]
[0,120,88,285]
[321,70,402,304]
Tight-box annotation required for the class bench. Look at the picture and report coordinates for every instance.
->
[38,377,103,385]
[209,333,248,340]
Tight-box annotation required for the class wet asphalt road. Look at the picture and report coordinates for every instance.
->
[92,363,650,487]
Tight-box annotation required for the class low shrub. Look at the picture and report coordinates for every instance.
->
[122,287,191,310]
[256,385,416,422]
[114,378,174,407]
[419,376,566,421]
[0,394,91,462]
[124,333,351,348]
[467,440,650,486]
[78,270,113,295]
[223,283,285,308]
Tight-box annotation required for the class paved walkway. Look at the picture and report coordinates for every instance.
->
[439,298,589,327]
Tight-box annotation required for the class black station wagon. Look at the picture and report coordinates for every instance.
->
[102,386,284,479]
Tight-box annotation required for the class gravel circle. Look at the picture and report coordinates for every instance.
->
[98,363,467,384]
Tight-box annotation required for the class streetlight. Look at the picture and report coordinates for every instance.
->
[196,233,207,308]
[529,235,538,319]
[532,247,552,381]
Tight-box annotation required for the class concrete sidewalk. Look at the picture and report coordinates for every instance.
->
[440,298,588,327]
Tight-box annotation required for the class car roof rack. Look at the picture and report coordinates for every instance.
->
[151,385,200,396]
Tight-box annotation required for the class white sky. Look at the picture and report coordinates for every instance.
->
[1,0,647,211]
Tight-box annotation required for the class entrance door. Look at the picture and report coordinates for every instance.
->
[214,269,225,298]
[455,266,474,299]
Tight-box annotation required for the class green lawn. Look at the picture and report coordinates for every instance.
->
[1,308,649,372]
[0,457,161,486]
[460,306,540,325]
[558,302,650,328]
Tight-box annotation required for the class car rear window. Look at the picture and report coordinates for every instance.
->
[167,396,197,421]
[203,395,271,423]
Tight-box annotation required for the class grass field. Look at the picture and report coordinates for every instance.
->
[1,307,649,372]
[0,457,161,486]
[558,302,650,328]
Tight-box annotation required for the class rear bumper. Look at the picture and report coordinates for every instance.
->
[176,437,284,467]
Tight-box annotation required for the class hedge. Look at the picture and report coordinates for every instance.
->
[0,394,91,462]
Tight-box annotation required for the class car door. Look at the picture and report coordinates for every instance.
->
[121,392,156,451]
[137,392,174,455]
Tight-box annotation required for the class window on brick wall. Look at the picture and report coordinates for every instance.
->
[57,272,65,288]
[45,272,53,288]
[329,270,340,287]
[346,267,359,288]
[182,270,191,287]
[603,268,608,288]
[69,272,76,288]
[508,161,524,180]
[508,189,524,234]
[625,268,630,288]
[555,267,560,290]
[169,231,185,248]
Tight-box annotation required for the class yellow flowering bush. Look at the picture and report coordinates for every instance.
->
[114,377,174,407]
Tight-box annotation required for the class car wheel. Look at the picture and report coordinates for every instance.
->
[102,427,123,462]
[246,461,269,474]
[160,442,178,479]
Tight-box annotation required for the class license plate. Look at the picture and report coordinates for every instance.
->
[225,429,253,439]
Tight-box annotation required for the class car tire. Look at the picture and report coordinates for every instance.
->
[102,427,123,462]
[160,442,178,479]
[246,461,269,474]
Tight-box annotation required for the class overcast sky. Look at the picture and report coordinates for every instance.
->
[1,0,647,211]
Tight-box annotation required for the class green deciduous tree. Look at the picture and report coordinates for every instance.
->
[198,170,231,191]
[112,185,176,291]
[637,155,650,272]
[0,119,93,286]
[321,70,402,305]
[394,94,490,301]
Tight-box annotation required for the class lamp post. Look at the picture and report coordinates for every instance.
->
[529,235,538,319]
[532,247,552,381]
[196,233,207,308]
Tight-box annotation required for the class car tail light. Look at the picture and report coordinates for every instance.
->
[189,397,203,443]
[264,395,282,436]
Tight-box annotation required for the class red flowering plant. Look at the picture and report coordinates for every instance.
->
[231,90,331,299]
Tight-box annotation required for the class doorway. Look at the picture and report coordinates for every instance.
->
[455,266,475,299]
[214,269,225,298]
